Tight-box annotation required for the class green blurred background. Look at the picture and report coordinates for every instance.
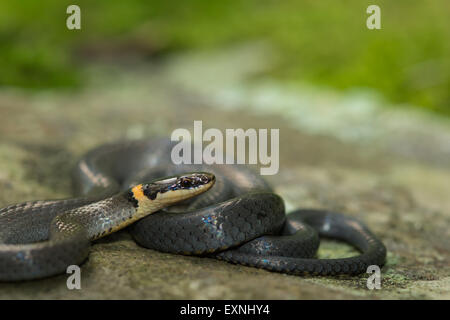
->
[0,0,449,115]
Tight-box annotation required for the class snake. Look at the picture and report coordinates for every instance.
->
[0,138,386,281]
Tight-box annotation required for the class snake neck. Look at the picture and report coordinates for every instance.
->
[50,180,208,241]
[49,188,167,241]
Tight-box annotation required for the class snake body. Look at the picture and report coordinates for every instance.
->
[0,139,386,281]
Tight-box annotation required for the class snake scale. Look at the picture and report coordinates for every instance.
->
[0,138,386,281]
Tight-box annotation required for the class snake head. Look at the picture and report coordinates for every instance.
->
[131,172,215,206]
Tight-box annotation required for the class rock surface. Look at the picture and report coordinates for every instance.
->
[0,44,448,299]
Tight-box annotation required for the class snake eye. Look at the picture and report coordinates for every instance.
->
[180,178,192,188]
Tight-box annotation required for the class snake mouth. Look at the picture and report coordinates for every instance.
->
[137,172,216,203]
[121,172,216,230]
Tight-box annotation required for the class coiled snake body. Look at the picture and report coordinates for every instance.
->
[0,139,386,281]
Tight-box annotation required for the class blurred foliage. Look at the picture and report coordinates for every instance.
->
[0,0,449,115]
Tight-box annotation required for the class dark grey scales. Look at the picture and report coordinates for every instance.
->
[0,138,386,281]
